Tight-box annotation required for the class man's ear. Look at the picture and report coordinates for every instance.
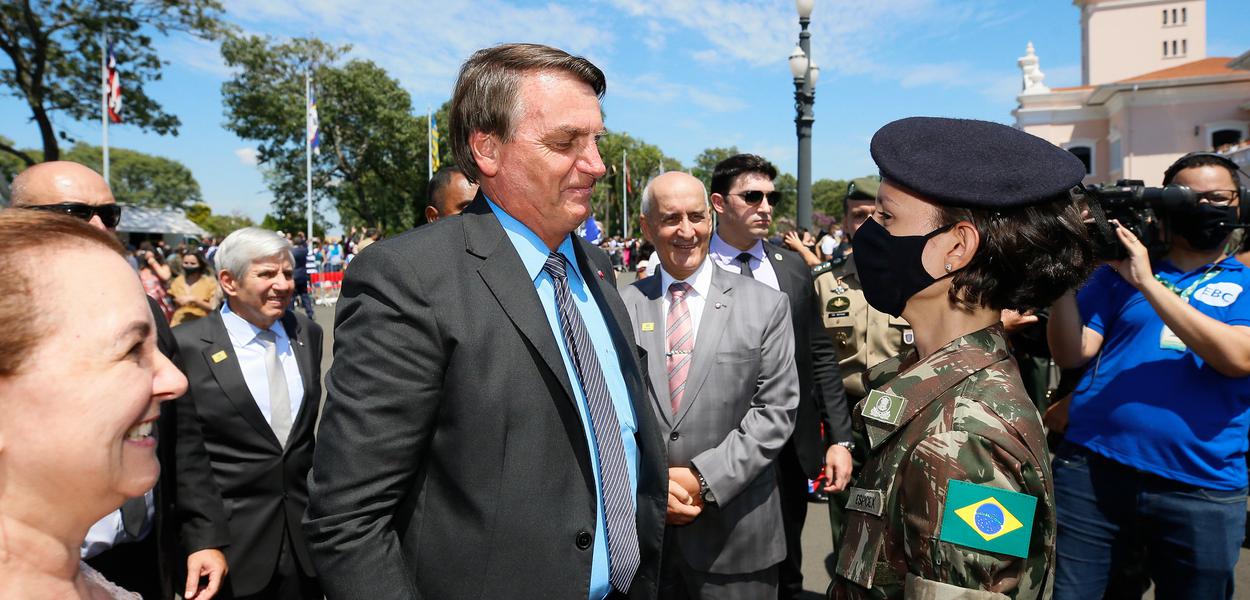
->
[218,270,238,298]
[470,131,499,178]
[639,214,653,244]
[424,205,439,223]
[710,193,727,215]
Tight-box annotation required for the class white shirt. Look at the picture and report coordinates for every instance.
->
[658,258,715,349]
[221,304,305,427]
[709,232,781,292]
[81,490,155,559]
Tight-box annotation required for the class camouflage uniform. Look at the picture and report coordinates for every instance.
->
[828,325,1055,600]
[815,254,916,555]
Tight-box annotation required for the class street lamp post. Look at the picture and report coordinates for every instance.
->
[790,0,820,230]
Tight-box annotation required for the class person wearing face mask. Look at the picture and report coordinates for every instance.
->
[1046,152,1250,600]
[169,251,221,327]
[827,117,1095,599]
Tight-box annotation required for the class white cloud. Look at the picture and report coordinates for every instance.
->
[162,36,234,79]
[612,73,749,113]
[234,147,259,166]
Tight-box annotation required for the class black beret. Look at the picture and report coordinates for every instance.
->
[870,116,1086,208]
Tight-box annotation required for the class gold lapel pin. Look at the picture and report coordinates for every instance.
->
[211,350,228,364]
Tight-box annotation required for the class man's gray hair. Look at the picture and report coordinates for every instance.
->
[215,227,294,279]
[640,176,709,217]
[449,43,606,184]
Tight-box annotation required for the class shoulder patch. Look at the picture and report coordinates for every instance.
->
[862,389,907,426]
[939,480,1036,558]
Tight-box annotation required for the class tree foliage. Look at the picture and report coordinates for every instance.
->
[186,201,255,239]
[221,34,426,235]
[592,131,683,237]
[0,0,227,165]
[63,143,201,208]
[691,146,740,192]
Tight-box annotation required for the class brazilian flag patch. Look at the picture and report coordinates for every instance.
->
[938,480,1036,558]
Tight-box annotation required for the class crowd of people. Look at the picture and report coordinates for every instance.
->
[2,41,1249,600]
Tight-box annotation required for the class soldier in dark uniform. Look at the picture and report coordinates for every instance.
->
[827,117,1095,599]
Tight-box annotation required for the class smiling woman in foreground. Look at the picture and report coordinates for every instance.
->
[0,211,187,598]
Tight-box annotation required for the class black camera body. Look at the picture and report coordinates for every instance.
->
[1083,180,1189,260]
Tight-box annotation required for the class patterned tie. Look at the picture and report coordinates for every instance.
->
[736,252,755,279]
[256,330,293,447]
[541,252,640,593]
[666,282,694,414]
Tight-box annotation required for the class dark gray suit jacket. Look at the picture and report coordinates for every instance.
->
[303,195,667,600]
[622,264,798,574]
[174,310,323,596]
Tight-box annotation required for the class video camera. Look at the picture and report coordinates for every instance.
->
[1083,180,1247,260]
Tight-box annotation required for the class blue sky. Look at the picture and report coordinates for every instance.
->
[2,0,1248,230]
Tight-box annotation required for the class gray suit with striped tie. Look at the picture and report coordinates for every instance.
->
[622,263,799,597]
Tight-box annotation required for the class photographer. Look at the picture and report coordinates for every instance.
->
[1047,152,1250,599]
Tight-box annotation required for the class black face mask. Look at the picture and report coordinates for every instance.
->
[1171,203,1237,250]
[851,218,954,317]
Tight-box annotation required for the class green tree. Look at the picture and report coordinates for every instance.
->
[185,201,257,239]
[62,143,201,208]
[592,130,683,237]
[0,0,227,165]
[812,178,849,220]
[691,146,740,192]
[221,34,425,235]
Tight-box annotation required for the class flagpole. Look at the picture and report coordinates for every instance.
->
[427,106,433,182]
[305,69,313,243]
[101,30,109,184]
[621,150,628,239]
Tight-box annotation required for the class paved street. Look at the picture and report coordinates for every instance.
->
[308,278,1250,597]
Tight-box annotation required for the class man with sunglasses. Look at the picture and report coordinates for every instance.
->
[10,161,230,600]
[707,153,851,599]
[1048,152,1250,599]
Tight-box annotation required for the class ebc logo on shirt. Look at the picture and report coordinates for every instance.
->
[1194,282,1243,308]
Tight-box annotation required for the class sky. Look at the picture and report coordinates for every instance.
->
[2,0,1248,231]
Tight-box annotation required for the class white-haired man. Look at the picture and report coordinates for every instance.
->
[174,227,324,600]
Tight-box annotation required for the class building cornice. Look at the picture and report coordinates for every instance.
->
[1087,73,1250,105]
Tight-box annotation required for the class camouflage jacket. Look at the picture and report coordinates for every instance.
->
[828,325,1054,600]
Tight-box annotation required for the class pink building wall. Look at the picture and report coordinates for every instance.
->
[1082,0,1206,85]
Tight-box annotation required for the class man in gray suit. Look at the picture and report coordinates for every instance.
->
[621,172,799,599]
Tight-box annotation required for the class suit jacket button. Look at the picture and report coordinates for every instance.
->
[670,431,680,441]
[576,530,593,550]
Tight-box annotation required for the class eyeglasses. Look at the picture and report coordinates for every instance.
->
[729,190,783,206]
[22,203,123,228]
[1194,190,1239,207]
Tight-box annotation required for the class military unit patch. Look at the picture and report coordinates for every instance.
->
[939,480,1036,558]
[862,389,907,426]
[826,296,851,313]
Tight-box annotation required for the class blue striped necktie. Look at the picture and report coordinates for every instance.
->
[542,251,640,593]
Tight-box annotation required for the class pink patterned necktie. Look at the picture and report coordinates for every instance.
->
[667,282,695,414]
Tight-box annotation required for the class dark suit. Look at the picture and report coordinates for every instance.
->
[763,242,848,599]
[624,266,799,599]
[303,195,667,600]
[174,310,323,597]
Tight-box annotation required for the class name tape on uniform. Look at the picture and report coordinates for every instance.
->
[845,487,885,517]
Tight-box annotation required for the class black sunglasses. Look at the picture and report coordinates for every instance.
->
[23,203,123,228]
[730,190,783,206]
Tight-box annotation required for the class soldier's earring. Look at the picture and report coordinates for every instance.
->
[944,263,952,273]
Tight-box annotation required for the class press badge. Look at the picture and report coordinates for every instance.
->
[1159,325,1186,352]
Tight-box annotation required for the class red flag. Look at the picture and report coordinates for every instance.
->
[106,42,122,123]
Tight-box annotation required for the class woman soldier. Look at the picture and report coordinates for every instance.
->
[827,117,1094,599]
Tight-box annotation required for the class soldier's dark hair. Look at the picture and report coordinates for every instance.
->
[428,166,466,213]
[711,154,777,197]
[932,190,1095,313]
[449,43,606,184]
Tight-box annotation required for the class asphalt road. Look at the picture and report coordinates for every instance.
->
[308,274,1250,597]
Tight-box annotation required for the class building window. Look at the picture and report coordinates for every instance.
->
[1172,40,1178,56]
[1163,8,1168,24]
[1182,39,1187,55]
[1163,41,1169,56]
[1182,7,1187,22]
[1068,146,1093,175]
[1172,8,1178,23]
[1213,129,1243,151]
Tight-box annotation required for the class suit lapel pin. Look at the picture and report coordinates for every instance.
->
[597,270,604,280]
[774,252,783,261]
[714,302,725,309]
[211,350,228,364]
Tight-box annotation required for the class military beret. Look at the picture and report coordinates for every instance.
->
[846,176,880,200]
[869,116,1085,208]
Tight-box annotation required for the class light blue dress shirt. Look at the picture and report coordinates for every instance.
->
[488,198,639,600]
[220,303,305,425]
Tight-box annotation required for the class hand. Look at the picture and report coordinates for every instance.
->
[666,480,702,525]
[1107,221,1153,290]
[822,444,853,493]
[1043,394,1072,434]
[1000,309,1040,334]
[184,548,228,600]
[782,231,805,252]
[668,467,702,504]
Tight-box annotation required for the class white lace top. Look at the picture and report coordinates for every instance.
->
[79,561,142,600]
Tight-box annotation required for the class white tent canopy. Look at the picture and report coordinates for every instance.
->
[116,205,209,238]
